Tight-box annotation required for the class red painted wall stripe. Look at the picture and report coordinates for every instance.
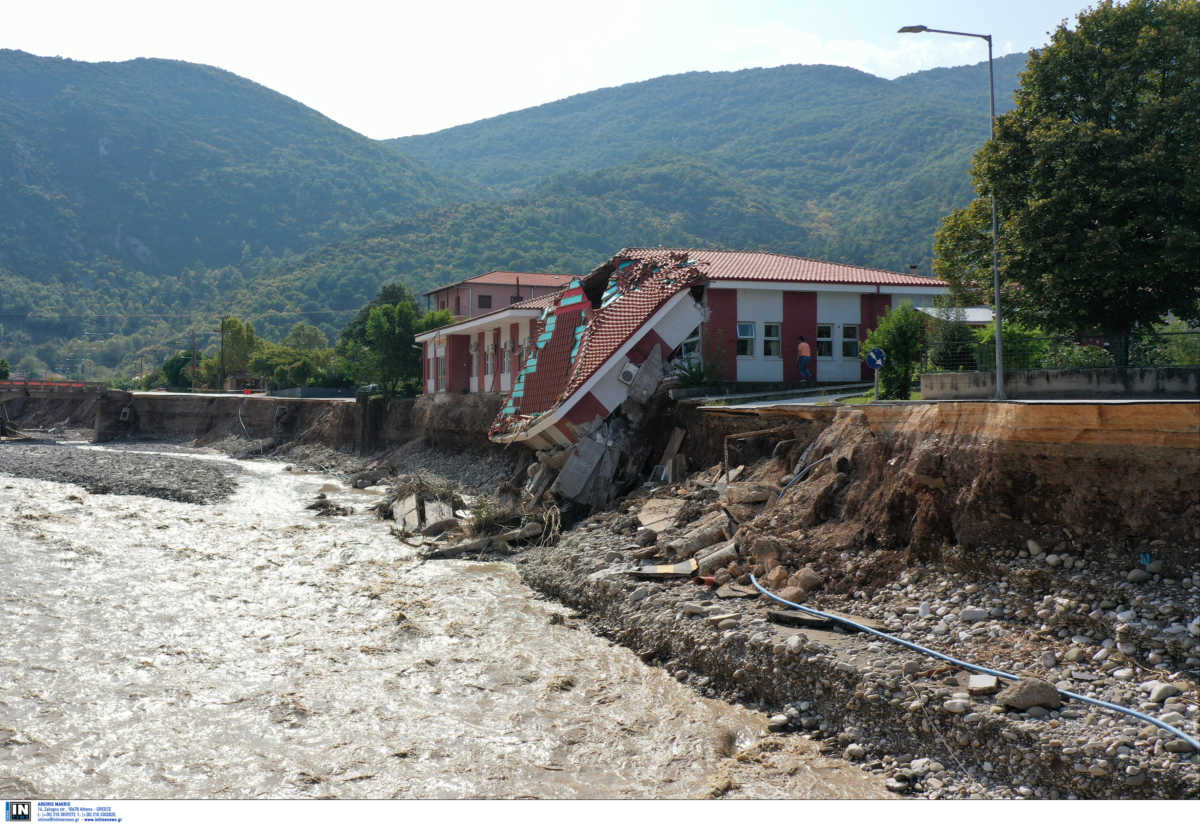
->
[705,288,738,382]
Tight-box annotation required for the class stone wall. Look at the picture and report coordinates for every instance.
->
[922,367,1200,400]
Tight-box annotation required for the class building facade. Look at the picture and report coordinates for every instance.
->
[418,250,948,407]
[423,271,575,319]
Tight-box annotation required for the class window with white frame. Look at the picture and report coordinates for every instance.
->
[763,323,782,358]
[736,322,755,356]
[816,324,833,357]
[501,342,511,374]
[842,324,860,358]
[676,326,701,361]
[483,345,492,375]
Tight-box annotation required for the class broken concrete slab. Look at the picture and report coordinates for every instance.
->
[554,436,606,500]
[423,499,454,525]
[768,609,832,630]
[967,674,1000,696]
[393,494,421,532]
[637,497,685,532]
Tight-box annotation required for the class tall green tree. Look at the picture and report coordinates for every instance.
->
[0,358,9,380]
[366,302,420,394]
[863,302,925,399]
[282,321,329,351]
[222,318,258,375]
[934,0,1200,365]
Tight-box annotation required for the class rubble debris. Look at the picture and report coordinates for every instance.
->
[636,497,685,533]
[631,558,699,578]
[305,493,354,517]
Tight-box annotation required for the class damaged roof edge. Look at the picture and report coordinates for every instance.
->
[489,288,698,446]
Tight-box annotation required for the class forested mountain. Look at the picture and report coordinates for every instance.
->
[390,57,1024,198]
[0,49,458,277]
[0,50,1027,381]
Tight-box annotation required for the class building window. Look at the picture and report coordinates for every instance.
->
[483,349,491,376]
[454,295,461,314]
[842,324,860,358]
[437,356,447,388]
[478,294,493,309]
[763,323,781,358]
[501,344,511,375]
[736,322,755,356]
[677,325,702,360]
[816,324,833,357]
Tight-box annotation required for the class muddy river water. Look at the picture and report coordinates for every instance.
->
[0,445,883,799]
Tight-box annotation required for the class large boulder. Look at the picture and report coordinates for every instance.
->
[996,677,1061,710]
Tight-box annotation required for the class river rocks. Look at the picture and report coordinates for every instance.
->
[996,678,1062,711]
[767,714,790,731]
[763,565,790,589]
[792,566,824,593]
[1146,681,1182,703]
[960,607,989,622]
[968,675,999,696]
[1127,569,1152,583]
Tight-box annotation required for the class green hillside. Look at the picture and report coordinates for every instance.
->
[0,49,459,277]
[0,51,1029,381]
[389,56,1025,200]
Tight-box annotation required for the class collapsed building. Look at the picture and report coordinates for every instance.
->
[417,248,948,507]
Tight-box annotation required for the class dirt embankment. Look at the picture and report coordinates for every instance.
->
[730,403,1199,584]
[519,401,1200,799]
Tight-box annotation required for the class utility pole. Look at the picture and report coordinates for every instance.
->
[219,316,227,392]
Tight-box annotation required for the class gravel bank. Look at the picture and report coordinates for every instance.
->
[0,443,241,503]
[516,501,1200,800]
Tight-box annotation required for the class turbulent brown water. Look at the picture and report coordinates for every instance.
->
[0,445,883,799]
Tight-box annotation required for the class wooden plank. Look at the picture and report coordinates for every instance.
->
[659,427,686,466]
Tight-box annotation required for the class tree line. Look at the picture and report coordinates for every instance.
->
[140,284,451,395]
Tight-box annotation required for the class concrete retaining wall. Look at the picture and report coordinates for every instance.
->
[921,367,1200,400]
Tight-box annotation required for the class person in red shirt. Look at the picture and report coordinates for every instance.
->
[796,336,813,386]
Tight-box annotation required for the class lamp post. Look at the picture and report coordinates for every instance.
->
[899,24,1006,400]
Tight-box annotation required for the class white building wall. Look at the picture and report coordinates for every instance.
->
[816,293,862,382]
[735,289,783,382]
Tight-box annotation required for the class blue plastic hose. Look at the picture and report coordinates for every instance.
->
[750,574,1200,753]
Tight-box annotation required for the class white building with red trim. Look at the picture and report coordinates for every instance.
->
[417,249,948,448]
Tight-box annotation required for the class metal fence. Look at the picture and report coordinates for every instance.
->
[921,328,1200,374]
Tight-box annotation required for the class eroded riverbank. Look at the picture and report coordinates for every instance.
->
[0,442,884,799]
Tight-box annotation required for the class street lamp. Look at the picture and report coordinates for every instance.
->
[900,24,1006,400]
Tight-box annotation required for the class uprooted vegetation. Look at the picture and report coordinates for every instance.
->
[373,470,560,559]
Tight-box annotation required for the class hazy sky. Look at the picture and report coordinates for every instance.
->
[11,0,1093,139]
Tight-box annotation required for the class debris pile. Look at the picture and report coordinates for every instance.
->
[374,473,554,560]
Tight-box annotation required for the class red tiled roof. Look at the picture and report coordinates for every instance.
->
[492,251,705,436]
[517,305,589,416]
[423,270,576,295]
[416,292,557,339]
[560,254,704,401]
[622,248,947,287]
